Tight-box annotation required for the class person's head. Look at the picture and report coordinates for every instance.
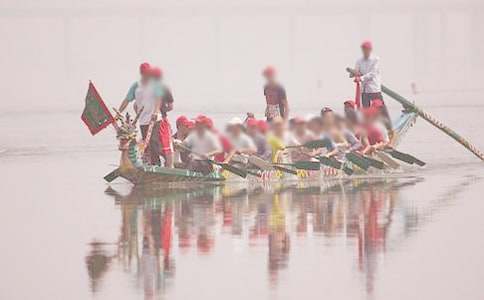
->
[176,115,193,136]
[262,66,276,83]
[194,115,212,136]
[270,116,286,137]
[361,40,373,59]
[139,62,151,81]
[226,117,244,137]
[246,117,259,136]
[307,116,323,135]
[149,66,162,81]
[344,100,359,125]
[292,117,307,136]
[320,107,336,127]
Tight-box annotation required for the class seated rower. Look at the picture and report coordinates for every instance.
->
[172,116,194,168]
[224,117,257,164]
[360,107,390,154]
[177,115,223,174]
[246,117,271,160]
[319,108,344,158]
[287,117,314,162]
[266,117,291,163]
[306,115,338,158]
[370,99,394,143]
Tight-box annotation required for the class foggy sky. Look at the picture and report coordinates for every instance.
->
[1,0,483,113]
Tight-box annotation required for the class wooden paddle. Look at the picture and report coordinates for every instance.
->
[248,155,299,175]
[275,160,322,171]
[314,156,354,175]
[375,151,400,169]
[353,152,385,169]
[285,138,330,150]
[176,143,248,178]
[345,152,370,171]
[104,168,120,183]
[385,149,425,166]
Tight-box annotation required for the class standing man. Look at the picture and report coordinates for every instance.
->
[353,41,383,108]
[262,66,289,121]
[118,62,162,165]
[151,67,175,168]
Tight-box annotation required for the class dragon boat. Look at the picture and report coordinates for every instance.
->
[107,108,417,186]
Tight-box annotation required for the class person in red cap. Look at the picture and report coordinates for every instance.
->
[246,118,271,160]
[150,66,176,168]
[176,115,222,174]
[172,116,194,168]
[118,62,163,165]
[352,40,383,108]
[360,107,390,154]
[262,66,289,121]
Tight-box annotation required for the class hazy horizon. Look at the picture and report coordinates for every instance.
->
[1,0,483,114]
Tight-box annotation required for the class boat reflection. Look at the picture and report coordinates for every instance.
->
[86,177,433,298]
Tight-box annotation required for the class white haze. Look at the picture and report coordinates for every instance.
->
[1,0,483,114]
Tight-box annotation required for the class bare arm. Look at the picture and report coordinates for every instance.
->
[281,98,289,120]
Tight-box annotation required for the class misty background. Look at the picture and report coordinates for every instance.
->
[1,0,483,114]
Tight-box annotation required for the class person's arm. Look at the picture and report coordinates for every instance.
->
[360,57,379,82]
[280,87,289,119]
[119,82,137,112]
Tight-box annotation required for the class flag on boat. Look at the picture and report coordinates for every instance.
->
[81,81,114,135]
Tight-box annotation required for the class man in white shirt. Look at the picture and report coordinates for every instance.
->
[179,115,222,174]
[354,40,383,108]
[224,117,257,163]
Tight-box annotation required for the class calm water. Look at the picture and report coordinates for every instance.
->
[0,107,484,300]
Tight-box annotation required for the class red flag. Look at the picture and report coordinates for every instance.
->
[81,81,114,135]
[355,77,361,109]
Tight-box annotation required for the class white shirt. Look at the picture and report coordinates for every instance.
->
[355,55,381,93]
[134,80,160,125]
[228,133,256,152]
[182,130,222,160]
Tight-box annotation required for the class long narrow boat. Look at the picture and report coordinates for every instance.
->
[109,108,417,186]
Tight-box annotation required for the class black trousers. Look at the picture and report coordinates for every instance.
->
[140,121,161,165]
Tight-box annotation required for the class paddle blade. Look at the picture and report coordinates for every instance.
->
[355,153,385,169]
[317,156,342,169]
[274,165,298,175]
[220,163,248,178]
[342,165,354,176]
[104,168,120,182]
[304,139,330,149]
[387,149,414,165]
[293,161,321,171]
[345,152,370,171]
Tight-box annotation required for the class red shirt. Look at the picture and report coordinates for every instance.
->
[214,135,233,162]
[364,124,384,145]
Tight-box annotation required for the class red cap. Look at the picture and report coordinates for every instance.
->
[361,40,373,50]
[262,66,276,77]
[149,66,162,78]
[246,117,258,128]
[195,115,213,129]
[176,115,189,127]
[257,120,269,133]
[185,120,195,129]
[344,100,356,109]
[371,99,384,108]
[139,62,151,75]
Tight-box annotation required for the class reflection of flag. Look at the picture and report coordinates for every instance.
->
[81,81,114,135]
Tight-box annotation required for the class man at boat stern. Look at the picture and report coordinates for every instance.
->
[263,66,289,122]
[118,62,162,165]
[353,41,383,108]
[151,66,176,168]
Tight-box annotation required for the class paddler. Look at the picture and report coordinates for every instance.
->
[287,117,314,162]
[352,41,384,108]
[319,107,344,157]
[177,115,223,174]
[246,118,271,160]
[172,116,194,168]
[224,117,257,164]
[360,107,390,154]
[262,66,289,121]
[266,117,291,163]
[150,66,175,168]
[118,62,162,165]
